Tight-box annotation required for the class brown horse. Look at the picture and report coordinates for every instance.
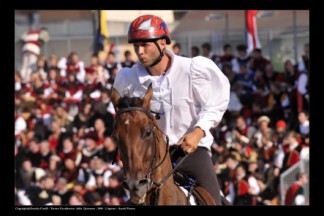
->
[110,84,219,205]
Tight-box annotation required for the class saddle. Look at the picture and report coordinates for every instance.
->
[173,171,232,206]
[173,171,215,205]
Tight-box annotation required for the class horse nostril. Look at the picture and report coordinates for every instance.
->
[138,179,150,186]
[123,181,130,190]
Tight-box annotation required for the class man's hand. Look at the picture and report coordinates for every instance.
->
[177,127,205,154]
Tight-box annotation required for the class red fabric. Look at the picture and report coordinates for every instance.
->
[85,67,96,75]
[65,82,83,96]
[245,146,252,157]
[239,125,250,137]
[237,179,249,195]
[24,30,42,46]
[287,150,300,168]
[39,161,49,170]
[96,137,104,146]
[297,91,304,113]
[276,120,287,129]
[48,135,59,150]
[246,10,260,53]
[66,63,80,73]
[285,182,301,205]
[58,149,77,162]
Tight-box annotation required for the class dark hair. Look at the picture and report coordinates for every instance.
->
[226,154,237,161]
[192,46,199,52]
[236,44,247,52]
[253,48,262,54]
[299,110,309,117]
[223,44,231,51]
[124,50,131,57]
[103,129,113,138]
[202,42,211,50]
[296,172,306,180]
[173,43,181,49]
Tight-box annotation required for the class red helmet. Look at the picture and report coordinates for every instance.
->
[128,15,171,44]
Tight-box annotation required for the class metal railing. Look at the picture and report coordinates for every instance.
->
[14,21,309,72]
[280,159,309,205]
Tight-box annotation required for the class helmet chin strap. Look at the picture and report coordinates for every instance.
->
[149,41,165,67]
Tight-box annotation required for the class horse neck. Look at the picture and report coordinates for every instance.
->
[149,131,187,205]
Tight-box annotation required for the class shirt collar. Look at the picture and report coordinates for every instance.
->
[136,49,175,85]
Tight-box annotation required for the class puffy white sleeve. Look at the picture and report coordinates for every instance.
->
[191,56,230,135]
[113,68,132,96]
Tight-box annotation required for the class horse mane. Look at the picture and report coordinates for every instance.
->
[118,96,144,109]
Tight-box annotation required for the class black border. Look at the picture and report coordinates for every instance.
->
[9,0,317,215]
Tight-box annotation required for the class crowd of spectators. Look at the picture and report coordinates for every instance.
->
[15,41,309,206]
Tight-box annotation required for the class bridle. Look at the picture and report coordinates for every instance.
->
[114,106,189,205]
[116,106,170,171]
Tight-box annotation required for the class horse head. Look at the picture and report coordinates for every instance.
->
[111,84,166,204]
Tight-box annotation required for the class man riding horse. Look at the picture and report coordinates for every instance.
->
[112,14,230,205]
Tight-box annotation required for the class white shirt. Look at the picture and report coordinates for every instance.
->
[300,146,309,160]
[15,116,27,136]
[299,120,309,136]
[113,49,230,150]
[297,73,308,95]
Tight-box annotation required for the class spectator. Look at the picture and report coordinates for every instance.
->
[101,88,116,115]
[297,43,309,74]
[299,135,309,160]
[105,52,121,78]
[121,50,136,68]
[249,48,270,72]
[296,111,309,138]
[54,177,73,205]
[172,43,181,55]
[253,115,272,148]
[285,172,308,205]
[33,56,48,80]
[87,53,110,85]
[232,116,256,145]
[172,42,187,57]
[48,54,60,71]
[273,120,287,146]
[232,44,251,74]
[64,52,86,83]
[280,131,300,173]
[219,44,235,71]
[201,42,218,61]
[191,46,200,57]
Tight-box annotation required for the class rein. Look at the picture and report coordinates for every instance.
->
[114,106,189,205]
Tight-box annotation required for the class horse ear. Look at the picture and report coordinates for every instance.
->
[110,87,121,112]
[143,83,153,110]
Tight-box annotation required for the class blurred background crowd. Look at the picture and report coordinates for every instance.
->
[14,10,309,206]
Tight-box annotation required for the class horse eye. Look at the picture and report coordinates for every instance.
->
[145,129,152,137]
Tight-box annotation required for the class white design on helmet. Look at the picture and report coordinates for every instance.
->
[138,19,152,31]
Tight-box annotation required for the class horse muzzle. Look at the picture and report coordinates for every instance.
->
[123,178,151,204]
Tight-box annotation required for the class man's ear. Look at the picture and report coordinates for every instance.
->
[143,83,153,110]
[110,88,121,112]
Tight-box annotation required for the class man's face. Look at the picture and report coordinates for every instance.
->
[133,39,165,67]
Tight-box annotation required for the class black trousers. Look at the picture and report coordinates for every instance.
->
[170,146,222,205]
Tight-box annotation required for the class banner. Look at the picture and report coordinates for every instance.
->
[246,10,261,54]
[95,10,108,53]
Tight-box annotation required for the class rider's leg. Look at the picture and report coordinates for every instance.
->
[171,146,222,205]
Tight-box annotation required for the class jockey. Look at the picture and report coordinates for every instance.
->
[112,14,230,205]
